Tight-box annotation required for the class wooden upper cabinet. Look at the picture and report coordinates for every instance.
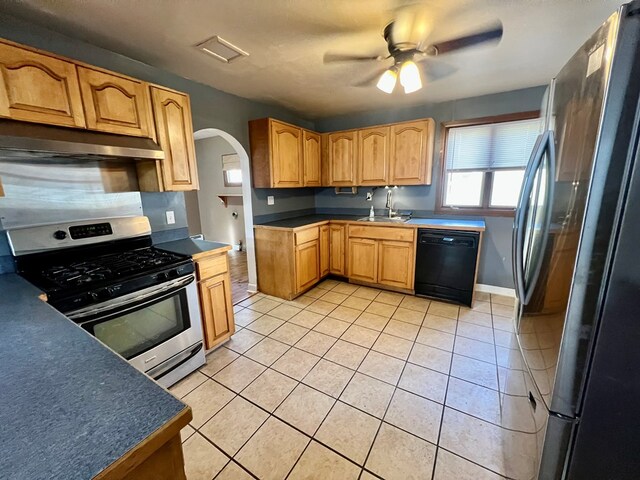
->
[272,120,303,187]
[389,119,435,185]
[0,41,85,128]
[150,86,199,191]
[249,118,306,188]
[303,130,321,186]
[328,131,357,186]
[77,66,154,138]
[358,126,390,185]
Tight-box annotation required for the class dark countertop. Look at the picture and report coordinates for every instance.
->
[157,237,231,259]
[0,273,187,480]
[254,215,486,232]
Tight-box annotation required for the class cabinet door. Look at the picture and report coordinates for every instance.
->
[199,273,235,349]
[295,240,320,293]
[378,240,415,289]
[78,66,154,138]
[320,225,330,277]
[151,86,199,191]
[330,224,346,276]
[0,41,85,128]
[303,130,321,186]
[328,131,357,186]
[358,126,389,186]
[271,120,303,187]
[389,120,434,185]
[348,238,378,283]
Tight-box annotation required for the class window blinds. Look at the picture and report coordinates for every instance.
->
[222,153,241,171]
[445,118,542,171]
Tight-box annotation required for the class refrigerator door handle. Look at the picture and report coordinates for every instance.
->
[523,130,556,305]
[513,131,550,304]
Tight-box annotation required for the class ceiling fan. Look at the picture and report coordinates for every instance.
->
[324,7,503,94]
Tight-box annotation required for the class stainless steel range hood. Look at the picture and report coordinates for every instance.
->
[0,119,164,160]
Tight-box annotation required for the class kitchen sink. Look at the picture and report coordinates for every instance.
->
[357,216,409,223]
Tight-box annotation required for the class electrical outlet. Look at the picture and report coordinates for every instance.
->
[267,195,275,205]
[366,192,373,201]
[165,210,175,225]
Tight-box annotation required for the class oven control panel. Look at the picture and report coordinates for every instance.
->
[69,222,113,240]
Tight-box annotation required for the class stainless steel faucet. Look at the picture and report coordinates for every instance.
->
[386,188,397,218]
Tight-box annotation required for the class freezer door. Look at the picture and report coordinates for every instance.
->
[515,9,620,414]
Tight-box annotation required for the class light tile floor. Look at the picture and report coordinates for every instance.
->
[172,280,539,480]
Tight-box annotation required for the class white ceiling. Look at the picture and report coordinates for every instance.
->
[3,0,622,118]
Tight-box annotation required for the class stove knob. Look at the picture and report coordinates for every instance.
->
[53,230,67,240]
[156,272,168,281]
[168,269,179,278]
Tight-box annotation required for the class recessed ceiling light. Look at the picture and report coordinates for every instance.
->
[195,35,249,63]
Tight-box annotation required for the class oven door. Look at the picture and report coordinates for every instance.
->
[67,274,204,375]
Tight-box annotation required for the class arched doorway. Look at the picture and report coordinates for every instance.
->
[190,128,257,298]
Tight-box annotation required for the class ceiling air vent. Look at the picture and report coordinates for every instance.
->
[196,35,249,63]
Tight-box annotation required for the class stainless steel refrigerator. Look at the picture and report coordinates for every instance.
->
[512,1,640,478]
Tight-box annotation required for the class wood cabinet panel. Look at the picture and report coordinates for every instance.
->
[378,240,415,289]
[389,119,434,185]
[199,272,235,349]
[358,126,389,185]
[271,120,303,187]
[0,41,85,128]
[348,224,414,242]
[150,86,199,191]
[328,131,357,186]
[303,130,321,186]
[329,224,346,276]
[348,238,378,283]
[295,226,319,246]
[320,225,330,277]
[78,66,154,138]
[295,239,320,293]
[196,254,228,281]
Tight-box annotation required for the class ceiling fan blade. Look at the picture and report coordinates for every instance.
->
[352,67,390,87]
[418,59,457,82]
[324,53,384,64]
[426,22,503,56]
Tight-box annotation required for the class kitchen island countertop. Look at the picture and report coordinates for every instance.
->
[0,273,190,480]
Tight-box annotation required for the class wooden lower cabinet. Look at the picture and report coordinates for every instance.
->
[320,225,330,277]
[329,224,346,276]
[195,249,235,350]
[295,239,320,293]
[348,238,378,283]
[378,240,415,289]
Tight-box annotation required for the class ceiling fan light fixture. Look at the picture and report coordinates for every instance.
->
[376,68,397,94]
[399,60,422,93]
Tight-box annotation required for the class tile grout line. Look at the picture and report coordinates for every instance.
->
[429,302,460,480]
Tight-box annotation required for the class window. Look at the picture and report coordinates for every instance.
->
[438,111,541,215]
[222,153,242,186]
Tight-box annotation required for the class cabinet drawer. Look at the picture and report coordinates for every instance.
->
[348,225,414,242]
[295,226,319,245]
[196,254,228,281]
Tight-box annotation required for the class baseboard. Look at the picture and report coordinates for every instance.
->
[247,283,258,293]
[475,283,516,297]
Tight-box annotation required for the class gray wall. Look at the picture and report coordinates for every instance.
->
[313,86,547,288]
[193,136,245,245]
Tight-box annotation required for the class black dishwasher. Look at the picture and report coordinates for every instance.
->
[414,229,479,307]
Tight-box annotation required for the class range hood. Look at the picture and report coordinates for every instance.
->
[0,119,164,161]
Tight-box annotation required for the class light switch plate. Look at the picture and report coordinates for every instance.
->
[267,195,274,205]
[165,210,176,224]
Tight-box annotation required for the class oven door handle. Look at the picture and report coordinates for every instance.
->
[67,274,195,322]
[146,342,204,381]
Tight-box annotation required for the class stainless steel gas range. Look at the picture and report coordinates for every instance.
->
[7,216,205,388]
